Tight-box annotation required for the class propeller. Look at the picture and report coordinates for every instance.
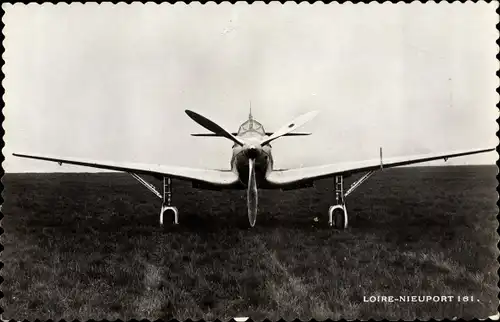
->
[260,110,319,146]
[247,158,258,227]
[185,110,245,146]
[185,109,319,228]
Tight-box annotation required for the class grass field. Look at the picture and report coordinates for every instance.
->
[1,166,498,320]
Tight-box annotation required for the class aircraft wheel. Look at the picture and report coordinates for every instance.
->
[328,205,348,230]
[160,205,179,226]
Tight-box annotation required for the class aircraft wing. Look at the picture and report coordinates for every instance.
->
[12,153,239,186]
[266,148,496,186]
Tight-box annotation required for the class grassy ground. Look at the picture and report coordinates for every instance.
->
[1,166,498,320]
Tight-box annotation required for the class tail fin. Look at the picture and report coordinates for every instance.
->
[249,101,253,120]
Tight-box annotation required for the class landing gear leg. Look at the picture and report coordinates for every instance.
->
[328,175,348,229]
[160,177,179,225]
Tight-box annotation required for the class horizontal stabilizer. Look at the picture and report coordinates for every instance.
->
[272,132,311,136]
[191,133,237,137]
[192,132,311,137]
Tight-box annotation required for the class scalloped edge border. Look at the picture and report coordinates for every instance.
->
[0,2,498,321]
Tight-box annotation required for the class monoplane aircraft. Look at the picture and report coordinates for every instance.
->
[13,109,495,228]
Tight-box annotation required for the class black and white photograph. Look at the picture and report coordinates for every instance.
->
[2,2,498,320]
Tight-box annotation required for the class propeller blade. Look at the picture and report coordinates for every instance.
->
[260,111,319,146]
[247,158,258,227]
[185,110,245,146]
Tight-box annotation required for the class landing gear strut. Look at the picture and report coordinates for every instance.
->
[160,177,179,225]
[129,173,179,225]
[328,171,376,229]
[329,176,348,229]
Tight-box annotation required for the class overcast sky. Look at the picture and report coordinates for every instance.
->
[3,2,498,173]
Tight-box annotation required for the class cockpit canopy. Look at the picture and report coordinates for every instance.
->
[237,118,266,136]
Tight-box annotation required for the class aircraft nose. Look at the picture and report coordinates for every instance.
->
[246,146,259,159]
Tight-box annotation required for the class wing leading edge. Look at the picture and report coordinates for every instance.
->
[13,153,239,187]
[266,148,496,186]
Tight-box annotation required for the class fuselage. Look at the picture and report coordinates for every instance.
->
[230,115,273,187]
